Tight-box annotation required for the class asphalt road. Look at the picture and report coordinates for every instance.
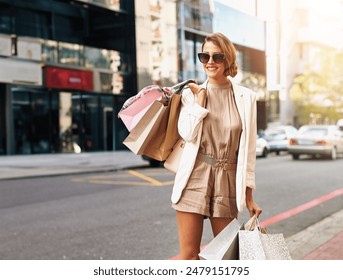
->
[0,154,342,260]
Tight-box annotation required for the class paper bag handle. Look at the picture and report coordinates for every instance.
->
[244,215,267,234]
[169,79,196,95]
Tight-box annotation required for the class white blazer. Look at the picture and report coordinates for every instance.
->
[171,79,257,212]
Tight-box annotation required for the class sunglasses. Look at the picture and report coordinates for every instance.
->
[198,52,225,64]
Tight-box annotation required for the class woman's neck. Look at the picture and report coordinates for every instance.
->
[208,77,229,85]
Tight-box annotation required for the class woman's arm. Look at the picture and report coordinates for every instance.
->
[177,85,209,142]
[246,187,262,217]
[245,91,262,217]
[246,92,257,189]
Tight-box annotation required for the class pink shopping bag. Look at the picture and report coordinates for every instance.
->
[118,86,164,131]
[118,80,195,132]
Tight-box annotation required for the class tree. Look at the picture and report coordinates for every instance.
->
[290,49,343,125]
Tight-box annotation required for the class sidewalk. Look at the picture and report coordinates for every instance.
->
[286,209,343,260]
[0,151,148,180]
[0,152,342,260]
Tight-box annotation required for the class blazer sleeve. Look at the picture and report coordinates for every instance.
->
[177,89,209,142]
[246,91,257,190]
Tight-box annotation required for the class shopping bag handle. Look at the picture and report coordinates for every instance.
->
[169,79,196,95]
[244,215,267,234]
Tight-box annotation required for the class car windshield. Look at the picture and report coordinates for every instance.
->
[299,127,328,136]
[264,130,286,140]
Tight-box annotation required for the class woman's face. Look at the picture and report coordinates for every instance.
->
[202,41,227,84]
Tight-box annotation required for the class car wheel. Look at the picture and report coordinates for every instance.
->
[330,147,337,160]
[292,154,299,160]
[262,148,268,158]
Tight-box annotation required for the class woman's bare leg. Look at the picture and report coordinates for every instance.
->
[176,210,204,260]
[210,217,234,237]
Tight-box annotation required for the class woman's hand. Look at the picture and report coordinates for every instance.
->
[246,187,262,218]
[187,82,207,108]
[187,82,201,94]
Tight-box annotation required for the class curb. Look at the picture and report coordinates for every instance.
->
[0,164,149,181]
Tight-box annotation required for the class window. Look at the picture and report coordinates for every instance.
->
[16,9,50,39]
[58,42,82,66]
[42,40,58,63]
[0,6,11,34]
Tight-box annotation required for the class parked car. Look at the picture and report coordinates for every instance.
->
[256,135,269,158]
[337,119,343,131]
[288,125,343,160]
[263,126,298,155]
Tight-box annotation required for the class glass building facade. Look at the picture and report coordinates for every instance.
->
[0,0,136,155]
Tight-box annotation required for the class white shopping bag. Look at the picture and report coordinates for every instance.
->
[199,218,241,260]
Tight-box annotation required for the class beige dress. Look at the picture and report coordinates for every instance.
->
[172,82,242,218]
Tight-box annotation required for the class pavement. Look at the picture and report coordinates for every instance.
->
[0,151,342,260]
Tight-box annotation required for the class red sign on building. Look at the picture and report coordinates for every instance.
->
[45,67,94,91]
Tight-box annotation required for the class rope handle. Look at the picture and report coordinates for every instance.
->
[245,215,268,234]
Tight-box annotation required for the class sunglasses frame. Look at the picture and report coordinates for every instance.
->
[198,52,225,64]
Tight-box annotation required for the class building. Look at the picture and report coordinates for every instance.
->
[0,0,136,155]
[135,0,178,89]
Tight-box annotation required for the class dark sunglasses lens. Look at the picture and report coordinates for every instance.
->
[198,53,210,63]
[198,53,224,64]
[213,54,225,63]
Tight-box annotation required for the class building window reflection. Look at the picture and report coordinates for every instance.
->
[40,39,130,94]
[58,42,82,66]
[112,73,124,94]
[85,47,113,69]
[42,40,58,63]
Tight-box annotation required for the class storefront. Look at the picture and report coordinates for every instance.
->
[0,0,136,155]
[1,65,129,155]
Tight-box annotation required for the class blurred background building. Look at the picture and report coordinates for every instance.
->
[277,0,343,126]
[0,0,136,155]
[1,0,342,155]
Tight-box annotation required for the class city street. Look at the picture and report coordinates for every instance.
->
[0,154,342,260]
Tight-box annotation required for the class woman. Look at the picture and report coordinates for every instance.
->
[171,32,262,260]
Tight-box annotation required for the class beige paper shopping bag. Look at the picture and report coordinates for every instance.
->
[123,101,166,155]
[143,93,182,161]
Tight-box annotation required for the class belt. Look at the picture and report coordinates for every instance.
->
[197,153,237,171]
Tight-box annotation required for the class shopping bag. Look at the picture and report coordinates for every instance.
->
[239,229,266,260]
[118,85,164,131]
[198,218,241,260]
[123,79,195,160]
[118,79,195,132]
[142,93,182,161]
[260,232,292,260]
[123,100,166,154]
[163,138,185,174]
[239,216,292,260]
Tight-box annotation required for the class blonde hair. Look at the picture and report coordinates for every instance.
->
[202,32,238,77]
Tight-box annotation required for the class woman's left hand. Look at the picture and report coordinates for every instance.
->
[246,198,262,218]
